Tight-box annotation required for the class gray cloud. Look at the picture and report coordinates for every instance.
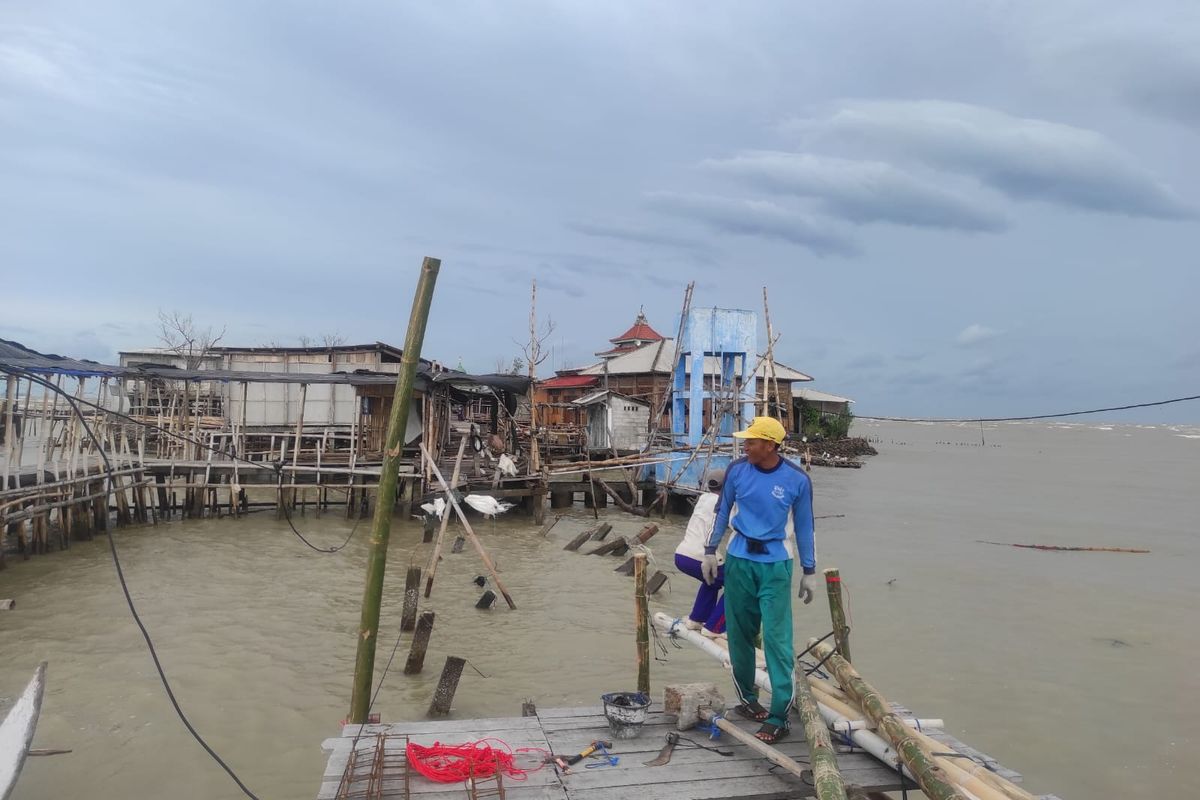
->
[645,191,857,256]
[956,324,1003,346]
[846,353,887,370]
[790,100,1195,219]
[703,151,1008,232]
[1011,3,1200,127]
[567,221,711,252]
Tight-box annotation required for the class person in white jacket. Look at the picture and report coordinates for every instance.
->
[673,469,728,636]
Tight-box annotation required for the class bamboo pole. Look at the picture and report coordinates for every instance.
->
[699,709,810,783]
[634,552,649,695]
[808,639,965,800]
[423,435,468,598]
[419,443,516,609]
[348,256,440,725]
[795,670,848,800]
[824,568,851,662]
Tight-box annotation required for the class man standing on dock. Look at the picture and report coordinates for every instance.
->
[701,416,816,744]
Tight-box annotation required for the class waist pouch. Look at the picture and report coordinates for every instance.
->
[744,537,768,555]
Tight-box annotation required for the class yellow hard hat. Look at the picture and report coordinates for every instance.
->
[732,416,786,444]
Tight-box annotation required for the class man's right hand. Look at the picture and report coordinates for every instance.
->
[701,553,720,585]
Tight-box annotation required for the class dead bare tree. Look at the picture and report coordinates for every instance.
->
[157,310,226,369]
[299,333,347,348]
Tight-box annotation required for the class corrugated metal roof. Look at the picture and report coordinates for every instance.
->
[577,340,813,382]
[539,375,600,389]
[1,338,530,393]
[572,389,651,407]
[794,388,854,404]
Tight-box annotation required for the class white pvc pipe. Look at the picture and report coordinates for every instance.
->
[652,613,916,781]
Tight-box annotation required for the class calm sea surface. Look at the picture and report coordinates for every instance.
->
[2,420,1197,798]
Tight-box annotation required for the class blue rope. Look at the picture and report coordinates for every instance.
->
[584,742,619,768]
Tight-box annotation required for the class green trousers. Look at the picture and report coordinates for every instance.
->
[723,554,794,728]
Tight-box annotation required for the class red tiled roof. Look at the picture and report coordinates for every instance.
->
[610,314,663,343]
[539,375,600,389]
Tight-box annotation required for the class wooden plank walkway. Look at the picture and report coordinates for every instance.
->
[319,706,910,800]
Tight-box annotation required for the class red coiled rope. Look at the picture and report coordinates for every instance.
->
[405,738,547,783]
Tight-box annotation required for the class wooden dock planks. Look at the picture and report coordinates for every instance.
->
[318,706,909,800]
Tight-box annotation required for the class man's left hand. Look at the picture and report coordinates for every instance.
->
[798,572,818,604]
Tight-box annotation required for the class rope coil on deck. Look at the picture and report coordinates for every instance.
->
[405,738,547,783]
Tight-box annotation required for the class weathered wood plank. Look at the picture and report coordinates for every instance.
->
[317,706,1040,800]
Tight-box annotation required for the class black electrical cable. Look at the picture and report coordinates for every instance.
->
[4,368,263,799]
[853,393,1200,424]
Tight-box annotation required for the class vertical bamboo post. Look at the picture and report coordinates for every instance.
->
[400,565,422,632]
[824,568,851,663]
[796,671,848,800]
[349,256,439,725]
[526,280,541,474]
[634,552,650,695]
[2,374,16,490]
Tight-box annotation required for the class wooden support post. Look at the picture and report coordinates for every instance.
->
[155,473,169,520]
[591,522,613,541]
[532,483,546,525]
[585,536,629,556]
[113,473,132,526]
[423,436,468,599]
[824,568,851,663]
[427,656,466,717]
[646,571,669,594]
[537,514,562,537]
[403,611,436,675]
[633,523,659,544]
[614,556,636,575]
[634,552,650,695]
[349,256,440,725]
[563,529,594,552]
[550,489,572,508]
[400,566,421,633]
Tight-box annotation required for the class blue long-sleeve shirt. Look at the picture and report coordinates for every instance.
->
[704,456,816,574]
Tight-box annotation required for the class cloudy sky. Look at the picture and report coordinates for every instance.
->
[2,1,1197,420]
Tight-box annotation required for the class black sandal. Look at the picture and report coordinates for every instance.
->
[732,701,769,722]
[755,722,789,744]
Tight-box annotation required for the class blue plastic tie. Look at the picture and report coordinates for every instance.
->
[702,714,723,740]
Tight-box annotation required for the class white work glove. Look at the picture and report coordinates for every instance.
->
[701,553,720,585]
[798,572,818,604]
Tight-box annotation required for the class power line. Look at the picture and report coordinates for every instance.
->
[852,393,1200,424]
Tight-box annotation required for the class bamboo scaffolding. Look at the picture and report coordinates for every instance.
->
[423,436,468,598]
[807,640,965,800]
[419,443,515,610]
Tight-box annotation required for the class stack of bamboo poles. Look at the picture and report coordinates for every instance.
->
[652,612,1039,800]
